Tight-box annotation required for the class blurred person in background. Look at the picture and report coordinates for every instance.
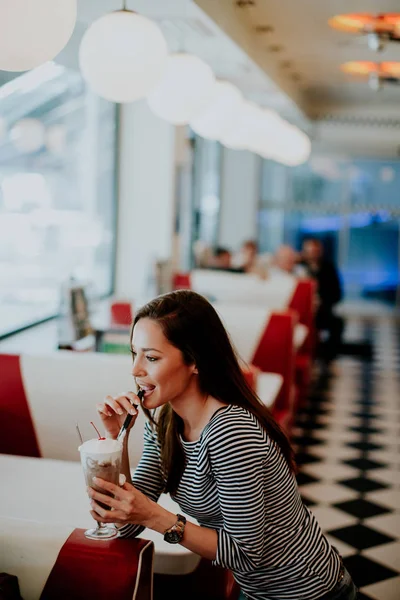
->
[208,246,245,273]
[233,240,270,280]
[300,237,344,362]
[270,244,307,277]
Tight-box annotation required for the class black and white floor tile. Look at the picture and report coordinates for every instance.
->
[293,316,400,600]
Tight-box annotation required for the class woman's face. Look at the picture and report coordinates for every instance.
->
[131,317,198,410]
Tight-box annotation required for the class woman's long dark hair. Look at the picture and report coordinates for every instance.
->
[132,290,296,494]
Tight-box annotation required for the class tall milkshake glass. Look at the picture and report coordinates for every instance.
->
[79,437,123,540]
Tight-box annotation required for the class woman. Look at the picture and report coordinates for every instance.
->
[89,290,357,600]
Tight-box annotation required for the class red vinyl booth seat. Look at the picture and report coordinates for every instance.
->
[172,272,192,290]
[40,530,154,600]
[288,279,317,407]
[0,354,40,458]
[250,311,297,434]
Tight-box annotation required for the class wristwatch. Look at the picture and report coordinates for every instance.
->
[163,514,187,544]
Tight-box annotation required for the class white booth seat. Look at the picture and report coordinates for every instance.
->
[191,269,297,309]
[1,349,281,467]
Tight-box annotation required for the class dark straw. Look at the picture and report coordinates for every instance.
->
[117,389,144,441]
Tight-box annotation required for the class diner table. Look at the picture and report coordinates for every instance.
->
[0,453,202,600]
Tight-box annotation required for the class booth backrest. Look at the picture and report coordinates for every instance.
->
[251,311,297,416]
[0,351,145,466]
[288,278,317,355]
[190,269,297,309]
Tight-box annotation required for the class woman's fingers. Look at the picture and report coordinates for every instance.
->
[96,402,113,418]
[104,395,125,416]
[88,488,119,510]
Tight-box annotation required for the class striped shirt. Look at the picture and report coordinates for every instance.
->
[119,405,341,600]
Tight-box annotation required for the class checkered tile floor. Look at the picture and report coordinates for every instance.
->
[293,317,400,600]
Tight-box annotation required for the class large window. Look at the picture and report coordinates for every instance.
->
[0,63,117,336]
[258,156,400,305]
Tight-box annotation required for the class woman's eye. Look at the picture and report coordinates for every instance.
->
[146,356,158,362]
[130,350,137,359]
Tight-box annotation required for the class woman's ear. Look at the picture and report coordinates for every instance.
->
[193,365,198,375]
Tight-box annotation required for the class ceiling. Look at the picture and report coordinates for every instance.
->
[60,0,307,124]
[195,0,400,122]
[2,0,399,156]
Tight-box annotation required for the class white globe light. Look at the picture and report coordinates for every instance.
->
[46,124,67,155]
[0,0,77,72]
[10,119,45,153]
[248,109,285,158]
[79,10,168,103]
[271,123,311,166]
[190,80,243,140]
[147,53,216,125]
[221,101,263,150]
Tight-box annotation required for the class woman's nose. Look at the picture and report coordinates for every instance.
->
[131,358,146,378]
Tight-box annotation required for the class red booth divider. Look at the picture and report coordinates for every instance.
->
[40,529,154,600]
[0,354,40,457]
[250,311,296,434]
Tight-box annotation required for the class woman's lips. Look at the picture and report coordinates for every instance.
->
[139,385,155,397]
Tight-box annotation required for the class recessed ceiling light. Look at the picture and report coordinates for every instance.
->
[329,13,400,52]
[268,44,284,53]
[255,25,274,33]
[340,61,400,90]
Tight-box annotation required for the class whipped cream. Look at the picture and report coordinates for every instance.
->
[79,438,122,454]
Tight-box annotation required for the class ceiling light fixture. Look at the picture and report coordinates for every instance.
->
[0,0,77,72]
[147,53,216,125]
[341,61,400,90]
[329,13,400,52]
[189,80,243,141]
[79,1,168,103]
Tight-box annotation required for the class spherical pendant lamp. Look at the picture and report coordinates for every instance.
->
[79,10,168,103]
[10,119,45,153]
[271,123,311,166]
[0,0,77,72]
[147,53,216,125]
[249,109,286,158]
[220,101,263,150]
[190,80,243,140]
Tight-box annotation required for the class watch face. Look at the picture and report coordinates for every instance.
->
[165,530,181,544]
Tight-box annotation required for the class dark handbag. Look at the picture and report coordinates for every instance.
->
[0,574,24,600]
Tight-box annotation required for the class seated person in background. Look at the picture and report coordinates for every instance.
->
[270,244,307,277]
[300,237,344,361]
[208,246,245,273]
[233,240,269,280]
[193,240,213,269]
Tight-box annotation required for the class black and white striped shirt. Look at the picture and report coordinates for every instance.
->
[120,405,340,600]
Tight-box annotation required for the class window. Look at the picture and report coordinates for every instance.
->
[0,63,117,336]
[258,156,400,305]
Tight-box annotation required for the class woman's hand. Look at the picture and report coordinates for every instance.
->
[88,478,160,529]
[96,391,140,440]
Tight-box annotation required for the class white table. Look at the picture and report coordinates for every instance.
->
[0,454,201,595]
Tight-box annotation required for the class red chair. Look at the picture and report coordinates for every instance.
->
[110,300,134,326]
[172,272,192,290]
[40,529,154,600]
[251,311,297,435]
[288,279,317,408]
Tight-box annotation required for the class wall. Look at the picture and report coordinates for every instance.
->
[218,148,261,252]
[115,100,176,301]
